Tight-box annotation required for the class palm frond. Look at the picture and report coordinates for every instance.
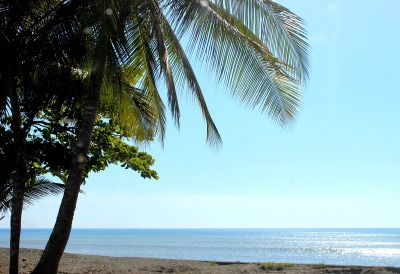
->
[212,0,310,84]
[0,181,12,214]
[23,177,65,205]
[130,16,167,142]
[0,176,64,213]
[100,68,159,142]
[149,2,180,127]
[158,10,222,146]
[166,0,305,125]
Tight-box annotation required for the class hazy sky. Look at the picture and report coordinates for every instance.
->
[2,0,400,229]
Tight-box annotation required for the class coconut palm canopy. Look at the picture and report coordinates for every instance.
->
[82,0,309,145]
[1,0,309,145]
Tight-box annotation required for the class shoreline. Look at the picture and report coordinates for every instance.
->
[1,248,400,273]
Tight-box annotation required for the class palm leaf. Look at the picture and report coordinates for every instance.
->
[125,13,167,143]
[123,2,222,146]
[205,0,309,83]
[158,11,222,146]
[100,68,159,142]
[150,3,181,127]
[23,177,65,205]
[166,0,309,126]
[0,177,65,213]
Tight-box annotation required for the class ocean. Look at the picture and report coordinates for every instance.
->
[0,228,399,266]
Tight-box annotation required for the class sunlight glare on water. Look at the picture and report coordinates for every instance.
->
[1,228,399,266]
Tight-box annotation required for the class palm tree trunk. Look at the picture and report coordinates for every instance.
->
[9,152,26,274]
[32,42,107,274]
[9,88,28,274]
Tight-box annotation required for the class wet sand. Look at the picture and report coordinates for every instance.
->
[1,248,400,273]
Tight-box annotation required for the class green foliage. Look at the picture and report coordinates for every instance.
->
[259,262,294,270]
[209,261,219,266]
[0,71,158,215]
[0,109,158,214]
[88,119,158,180]
[0,114,65,213]
[20,110,158,183]
[312,262,327,269]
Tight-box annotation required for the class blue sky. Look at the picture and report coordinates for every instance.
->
[2,0,400,228]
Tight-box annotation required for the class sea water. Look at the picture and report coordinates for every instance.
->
[0,228,399,266]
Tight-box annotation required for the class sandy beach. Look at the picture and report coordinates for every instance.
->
[1,248,400,274]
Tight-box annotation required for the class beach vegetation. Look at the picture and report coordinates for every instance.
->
[209,261,219,266]
[312,262,327,269]
[259,262,294,270]
[350,265,360,269]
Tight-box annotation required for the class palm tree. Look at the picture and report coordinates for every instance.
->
[0,1,90,272]
[32,0,309,273]
[1,1,162,271]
